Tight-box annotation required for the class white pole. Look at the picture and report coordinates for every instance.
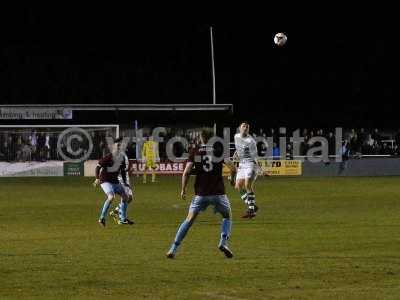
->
[210,26,217,134]
[210,27,216,105]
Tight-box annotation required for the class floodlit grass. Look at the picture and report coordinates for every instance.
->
[1,176,400,299]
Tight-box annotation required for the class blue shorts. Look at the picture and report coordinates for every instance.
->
[189,194,231,216]
[100,182,127,197]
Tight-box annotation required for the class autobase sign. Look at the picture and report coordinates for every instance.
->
[129,160,186,175]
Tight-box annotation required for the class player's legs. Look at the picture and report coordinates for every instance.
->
[235,164,247,193]
[150,164,156,183]
[214,195,233,258]
[236,164,258,218]
[143,165,148,183]
[167,196,208,258]
[235,178,248,204]
[243,169,258,218]
[235,166,251,210]
[113,184,133,225]
[111,186,134,223]
[99,182,116,227]
[144,159,156,183]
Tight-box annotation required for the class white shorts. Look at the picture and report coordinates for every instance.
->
[236,162,257,181]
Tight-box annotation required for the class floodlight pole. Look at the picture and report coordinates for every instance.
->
[210,26,217,134]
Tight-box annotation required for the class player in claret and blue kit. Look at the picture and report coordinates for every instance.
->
[166,129,236,259]
[93,137,134,227]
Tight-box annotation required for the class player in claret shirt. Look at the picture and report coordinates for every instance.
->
[166,129,236,259]
[93,137,134,227]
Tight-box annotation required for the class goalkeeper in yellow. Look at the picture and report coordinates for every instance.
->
[141,136,158,183]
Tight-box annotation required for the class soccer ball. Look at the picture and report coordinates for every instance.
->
[274,32,287,47]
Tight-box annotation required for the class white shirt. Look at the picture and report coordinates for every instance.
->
[45,135,50,148]
[118,153,130,185]
[234,133,258,164]
[29,134,37,146]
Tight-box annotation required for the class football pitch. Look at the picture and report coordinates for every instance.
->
[1,176,400,299]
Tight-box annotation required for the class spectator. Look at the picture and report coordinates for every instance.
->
[50,133,58,160]
[364,134,375,154]
[372,140,381,155]
[44,132,50,160]
[349,133,361,155]
[29,130,38,161]
[286,143,293,160]
[21,143,32,162]
[258,140,267,158]
[272,142,280,159]
[372,128,381,144]
[395,129,400,149]
[306,131,315,150]
[37,132,46,161]
[3,137,10,161]
[391,144,399,156]
[358,128,367,145]
[327,132,336,156]
[339,139,350,172]
[380,143,390,155]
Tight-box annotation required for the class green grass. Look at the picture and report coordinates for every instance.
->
[1,176,400,299]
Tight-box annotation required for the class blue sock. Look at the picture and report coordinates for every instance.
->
[100,199,112,219]
[173,220,192,247]
[120,201,128,221]
[219,218,231,247]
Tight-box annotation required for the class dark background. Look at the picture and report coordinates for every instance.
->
[1,9,398,129]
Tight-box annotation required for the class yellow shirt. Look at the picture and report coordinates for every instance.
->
[142,140,156,159]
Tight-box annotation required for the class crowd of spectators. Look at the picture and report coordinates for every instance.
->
[2,127,400,162]
[252,128,400,158]
[0,129,114,162]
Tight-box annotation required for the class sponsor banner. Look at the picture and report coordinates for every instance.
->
[84,160,98,177]
[222,160,302,177]
[0,161,64,177]
[259,160,302,176]
[0,108,73,120]
[83,159,187,176]
[129,160,186,175]
[64,162,84,176]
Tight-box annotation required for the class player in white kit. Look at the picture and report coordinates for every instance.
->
[234,122,260,219]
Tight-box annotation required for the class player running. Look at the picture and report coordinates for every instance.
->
[142,136,158,183]
[109,150,134,224]
[93,137,134,227]
[234,122,260,219]
[166,129,236,259]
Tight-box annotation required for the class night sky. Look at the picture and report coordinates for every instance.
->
[1,9,398,128]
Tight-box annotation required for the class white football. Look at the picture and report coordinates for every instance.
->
[274,32,287,47]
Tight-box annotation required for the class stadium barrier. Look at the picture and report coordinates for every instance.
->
[0,161,63,176]
[302,158,400,177]
[2,157,400,177]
